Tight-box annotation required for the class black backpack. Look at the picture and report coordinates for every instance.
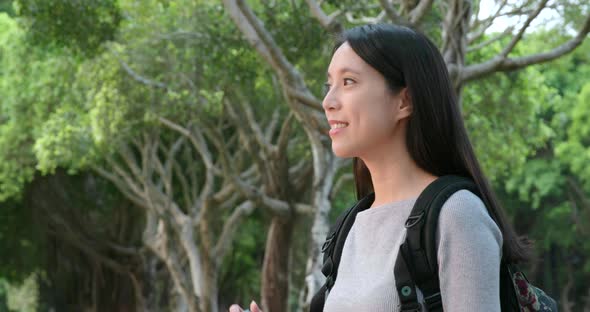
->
[310,175,558,312]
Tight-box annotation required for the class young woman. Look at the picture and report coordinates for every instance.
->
[230,23,529,312]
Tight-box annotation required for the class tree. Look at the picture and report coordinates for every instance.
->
[2,0,589,310]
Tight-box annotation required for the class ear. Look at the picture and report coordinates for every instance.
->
[396,87,412,120]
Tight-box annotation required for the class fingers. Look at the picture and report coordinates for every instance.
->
[250,300,262,312]
[229,304,243,312]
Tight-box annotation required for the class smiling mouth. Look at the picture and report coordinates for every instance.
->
[331,123,348,129]
[329,123,349,136]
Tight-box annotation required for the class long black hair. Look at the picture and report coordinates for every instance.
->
[334,23,530,264]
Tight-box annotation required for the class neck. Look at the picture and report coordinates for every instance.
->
[359,129,436,208]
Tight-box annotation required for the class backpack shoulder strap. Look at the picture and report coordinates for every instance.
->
[395,175,479,312]
[309,192,375,312]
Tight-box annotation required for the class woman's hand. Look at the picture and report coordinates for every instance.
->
[229,300,262,312]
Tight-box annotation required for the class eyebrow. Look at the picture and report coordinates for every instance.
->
[327,67,361,78]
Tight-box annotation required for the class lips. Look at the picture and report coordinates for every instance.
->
[328,122,349,136]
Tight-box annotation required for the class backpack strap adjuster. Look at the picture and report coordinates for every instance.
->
[423,291,442,310]
[321,233,335,252]
[321,258,333,276]
[400,302,423,312]
[405,211,425,228]
[325,275,335,288]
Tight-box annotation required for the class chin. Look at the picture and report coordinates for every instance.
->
[331,144,355,158]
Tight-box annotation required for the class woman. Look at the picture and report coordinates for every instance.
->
[230,23,529,312]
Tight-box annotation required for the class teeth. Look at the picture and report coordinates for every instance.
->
[331,123,348,129]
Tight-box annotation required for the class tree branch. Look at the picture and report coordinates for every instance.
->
[285,87,323,111]
[234,0,297,78]
[213,200,255,260]
[469,0,509,41]
[345,10,387,24]
[305,0,343,32]
[462,13,590,82]
[467,26,514,52]
[93,166,148,210]
[158,117,221,175]
[409,0,434,25]
[276,112,294,158]
[109,46,169,90]
[265,107,281,143]
[379,0,409,25]
[331,173,354,199]
[499,0,549,59]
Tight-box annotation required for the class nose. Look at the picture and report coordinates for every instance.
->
[322,87,340,112]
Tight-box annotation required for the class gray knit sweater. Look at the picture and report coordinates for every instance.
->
[323,190,503,311]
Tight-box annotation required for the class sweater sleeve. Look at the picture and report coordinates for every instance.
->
[436,190,503,312]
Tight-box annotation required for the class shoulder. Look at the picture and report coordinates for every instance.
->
[437,189,503,245]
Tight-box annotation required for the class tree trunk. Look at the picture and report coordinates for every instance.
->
[441,0,471,95]
[261,216,296,312]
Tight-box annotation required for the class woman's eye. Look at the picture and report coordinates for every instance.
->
[343,78,355,85]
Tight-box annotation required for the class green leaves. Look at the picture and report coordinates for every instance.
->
[556,83,590,190]
[14,0,121,55]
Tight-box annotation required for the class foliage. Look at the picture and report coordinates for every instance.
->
[0,272,39,312]
[463,34,556,182]
[500,32,590,302]
[1,0,589,309]
[14,0,121,55]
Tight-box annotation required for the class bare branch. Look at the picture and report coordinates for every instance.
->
[305,0,343,32]
[93,166,148,210]
[231,92,270,151]
[158,117,221,175]
[291,160,314,195]
[213,165,257,210]
[462,13,590,82]
[276,112,295,157]
[213,200,255,260]
[119,142,145,182]
[265,107,281,143]
[150,138,174,201]
[223,0,327,140]
[467,26,514,52]
[108,46,169,90]
[469,0,509,38]
[173,161,193,210]
[345,10,387,24]
[409,0,434,25]
[222,97,269,176]
[285,87,323,111]
[107,156,147,202]
[221,0,274,66]
[499,0,549,59]
[234,0,298,78]
[147,219,197,307]
[194,115,291,217]
[164,137,185,185]
[331,173,354,199]
[294,202,315,215]
[182,147,200,207]
[379,0,409,25]
[45,219,129,275]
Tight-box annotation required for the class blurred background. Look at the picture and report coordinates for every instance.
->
[0,0,588,311]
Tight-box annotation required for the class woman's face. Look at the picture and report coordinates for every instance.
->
[323,42,410,158]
